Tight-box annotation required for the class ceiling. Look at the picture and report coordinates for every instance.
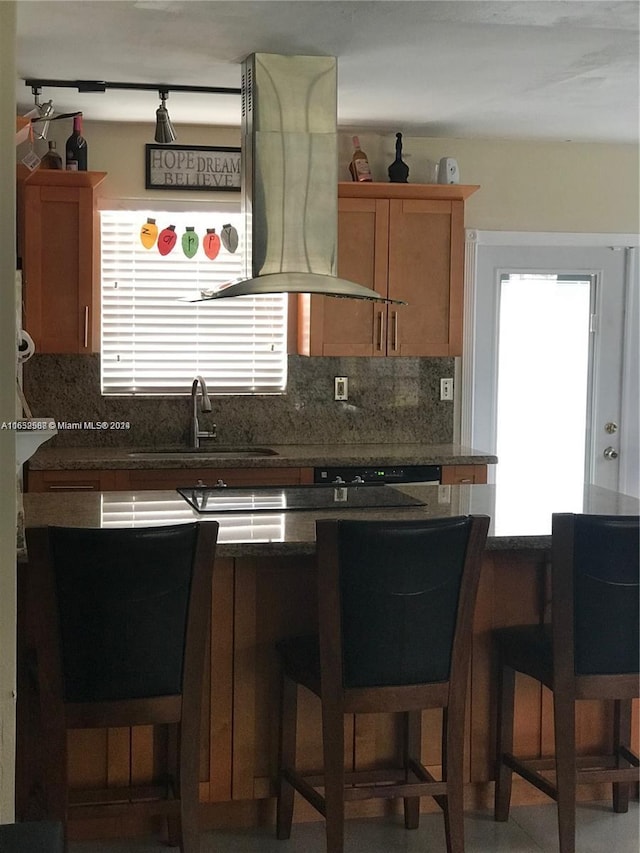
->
[15,0,640,143]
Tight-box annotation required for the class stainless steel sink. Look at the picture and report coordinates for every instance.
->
[127,447,278,460]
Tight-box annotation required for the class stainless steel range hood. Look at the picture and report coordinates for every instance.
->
[192,53,403,304]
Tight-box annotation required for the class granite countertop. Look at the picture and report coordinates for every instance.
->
[22,482,639,559]
[27,443,498,471]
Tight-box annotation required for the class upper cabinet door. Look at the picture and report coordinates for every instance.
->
[387,198,465,356]
[20,171,106,354]
[298,196,389,356]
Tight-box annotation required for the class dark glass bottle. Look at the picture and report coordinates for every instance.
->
[41,140,63,170]
[388,132,409,183]
[65,114,88,171]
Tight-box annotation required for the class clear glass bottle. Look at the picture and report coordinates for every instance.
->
[349,136,372,182]
[40,140,63,170]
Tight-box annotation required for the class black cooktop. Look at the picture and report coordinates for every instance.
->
[177,483,426,514]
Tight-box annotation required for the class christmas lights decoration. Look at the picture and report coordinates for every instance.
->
[203,228,221,260]
[157,224,177,255]
[182,226,199,258]
[221,223,239,253]
[140,218,158,249]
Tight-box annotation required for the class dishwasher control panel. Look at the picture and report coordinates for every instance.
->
[313,465,441,485]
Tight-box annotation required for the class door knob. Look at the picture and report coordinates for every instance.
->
[603,446,619,460]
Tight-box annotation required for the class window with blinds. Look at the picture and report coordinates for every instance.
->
[100,210,288,395]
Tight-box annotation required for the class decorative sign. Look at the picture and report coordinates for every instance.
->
[145,144,241,191]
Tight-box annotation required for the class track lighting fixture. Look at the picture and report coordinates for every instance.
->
[155,89,177,144]
[24,78,240,143]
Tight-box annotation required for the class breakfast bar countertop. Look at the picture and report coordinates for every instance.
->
[22,482,639,557]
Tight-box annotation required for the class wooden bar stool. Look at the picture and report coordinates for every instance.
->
[494,513,640,853]
[25,522,219,853]
[275,515,489,853]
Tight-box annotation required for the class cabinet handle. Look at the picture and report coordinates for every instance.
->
[376,311,385,351]
[459,478,472,484]
[392,311,399,351]
[83,306,89,349]
[48,484,96,491]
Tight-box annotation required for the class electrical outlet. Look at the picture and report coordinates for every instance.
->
[334,376,348,401]
[438,485,451,504]
[440,378,454,401]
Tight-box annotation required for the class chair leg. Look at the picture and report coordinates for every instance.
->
[178,721,201,853]
[166,724,182,848]
[613,699,632,814]
[403,710,422,829]
[43,723,69,846]
[494,659,515,822]
[166,815,182,849]
[276,674,298,840]
[442,706,465,853]
[554,693,577,853]
[322,702,345,853]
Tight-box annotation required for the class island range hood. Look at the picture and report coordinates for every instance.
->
[191,53,403,304]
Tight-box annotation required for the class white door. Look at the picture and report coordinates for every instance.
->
[464,236,638,497]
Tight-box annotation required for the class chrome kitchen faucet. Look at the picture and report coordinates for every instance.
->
[191,376,216,449]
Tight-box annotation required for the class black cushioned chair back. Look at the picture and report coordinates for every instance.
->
[48,523,200,703]
[572,514,639,675]
[337,517,473,688]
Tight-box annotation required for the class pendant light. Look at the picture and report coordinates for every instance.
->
[27,87,54,140]
[154,89,176,144]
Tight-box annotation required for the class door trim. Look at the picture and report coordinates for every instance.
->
[620,247,639,497]
[464,231,639,249]
[462,232,638,492]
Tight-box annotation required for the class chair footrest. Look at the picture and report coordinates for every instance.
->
[283,763,448,810]
[502,752,640,797]
[68,782,174,807]
[68,783,181,821]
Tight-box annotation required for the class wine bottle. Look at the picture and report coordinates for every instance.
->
[65,114,88,171]
[40,140,63,170]
[348,136,372,182]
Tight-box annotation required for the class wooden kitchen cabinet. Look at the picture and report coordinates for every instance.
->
[26,468,128,492]
[26,466,314,492]
[441,464,488,485]
[20,170,107,353]
[298,182,479,357]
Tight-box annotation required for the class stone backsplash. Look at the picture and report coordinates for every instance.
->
[23,354,455,448]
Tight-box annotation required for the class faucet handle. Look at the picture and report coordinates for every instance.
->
[197,424,217,440]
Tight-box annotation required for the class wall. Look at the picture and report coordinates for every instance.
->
[337,133,639,233]
[22,120,638,450]
[24,354,455,448]
[0,1,17,823]
[40,120,640,232]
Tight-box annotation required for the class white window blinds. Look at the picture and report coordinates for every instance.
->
[100,210,287,395]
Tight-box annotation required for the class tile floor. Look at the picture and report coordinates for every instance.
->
[70,801,639,853]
